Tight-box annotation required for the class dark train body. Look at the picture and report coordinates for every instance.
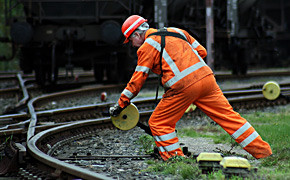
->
[2,0,290,85]
[8,0,138,85]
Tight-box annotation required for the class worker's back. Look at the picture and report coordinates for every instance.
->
[137,28,213,93]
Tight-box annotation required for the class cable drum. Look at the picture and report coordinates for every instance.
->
[111,103,139,131]
[262,81,281,100]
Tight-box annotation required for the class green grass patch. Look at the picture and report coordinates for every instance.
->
[176,105,290,179]
[136,134,156,154]
[144,157,254,180]
[242,106,290,175]
[144,157,206,179]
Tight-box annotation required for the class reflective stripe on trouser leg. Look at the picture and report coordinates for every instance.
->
[148,83,203,160]
[242,134,272,159]
[154,131,177,142]
[231,123,272,158]
[153,133,183,161]
[158,148,184,161]
[194,75,272,158]
[155,141,183,161]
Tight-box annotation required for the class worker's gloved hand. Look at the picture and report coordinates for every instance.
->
[109,103,124,117]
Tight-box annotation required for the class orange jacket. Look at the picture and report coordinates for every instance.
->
[118,27,213,108]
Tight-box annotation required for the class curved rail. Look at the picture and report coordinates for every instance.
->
[24,77,155,179]
[27,118,113,180]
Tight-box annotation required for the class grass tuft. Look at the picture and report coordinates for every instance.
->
[136,134,156,154]
[144,157,205,179]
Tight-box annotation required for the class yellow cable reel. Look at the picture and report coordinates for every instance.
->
[262,81,281,100]
[111,103,139,130]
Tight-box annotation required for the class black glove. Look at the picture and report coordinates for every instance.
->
[109,103,124,117]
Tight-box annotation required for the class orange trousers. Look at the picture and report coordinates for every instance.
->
[149,74,272,161]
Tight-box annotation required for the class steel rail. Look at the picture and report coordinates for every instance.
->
[214,69,290,80]
[58,155,152,161]
[2,90,288,145]
[1,87,290,132]
[16,73,29,107]
[27,110,152,179]
[27,119,113,180]
[31,84,290,110]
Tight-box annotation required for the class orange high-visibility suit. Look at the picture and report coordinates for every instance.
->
[118,27,272,160]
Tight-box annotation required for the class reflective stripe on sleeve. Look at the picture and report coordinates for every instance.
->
[240,131,259,148]
[121,89,134,99]
[154,131,177,142]
[231,122,251,139]
[135,66,150,74]
[191,40,200,49]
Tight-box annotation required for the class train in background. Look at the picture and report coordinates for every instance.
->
[1,0,289,85]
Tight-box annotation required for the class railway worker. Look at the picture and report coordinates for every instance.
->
[109,15,272,161]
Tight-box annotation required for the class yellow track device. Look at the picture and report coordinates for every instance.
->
[196,152,223,162]
[196,152,223,173]
[262,81,281,100]
[220,156,251,170]
[111,103,139,130]
[220,156,252,178]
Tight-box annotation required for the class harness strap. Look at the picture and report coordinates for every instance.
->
[148,31,188,42]
[147,28,189,106]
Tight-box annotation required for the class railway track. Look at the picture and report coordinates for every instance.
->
[3,95,289,179]
[1,69,289,112]
[1,70,290,179]
[1,84,289,138]
[1,69,289,114]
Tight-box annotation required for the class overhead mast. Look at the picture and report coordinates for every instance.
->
[154,0,167,28]
[206,0,215,70]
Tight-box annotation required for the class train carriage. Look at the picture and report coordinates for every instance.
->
[1,0,289,85]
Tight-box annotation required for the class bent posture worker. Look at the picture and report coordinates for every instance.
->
[110,15,272,161]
